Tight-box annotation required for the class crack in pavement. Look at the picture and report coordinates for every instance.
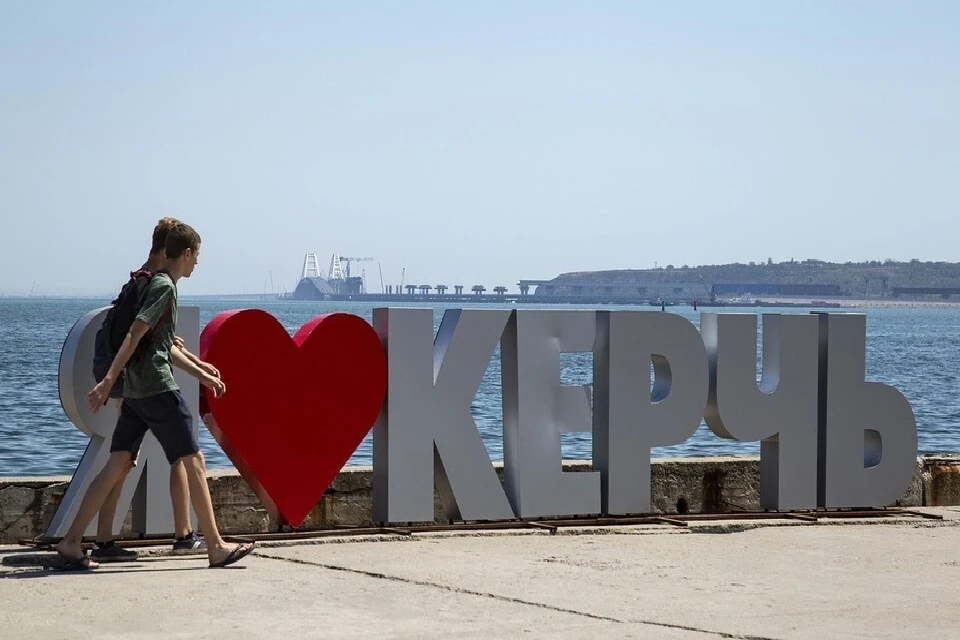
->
[256,551,776,640]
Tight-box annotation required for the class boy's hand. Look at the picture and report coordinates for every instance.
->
[200,361,220,378]
[173,335,185,349]
[201,373,226,398]
[88,381,111,413]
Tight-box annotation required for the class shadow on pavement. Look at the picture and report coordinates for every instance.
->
[2,564,218,579]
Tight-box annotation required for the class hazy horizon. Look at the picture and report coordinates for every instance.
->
[2,2,958,296]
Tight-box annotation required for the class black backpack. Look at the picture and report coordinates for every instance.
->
[92,268,162,399]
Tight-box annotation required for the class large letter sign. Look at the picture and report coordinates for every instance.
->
[51,306,200,537]
[593,311,709,514]
[371,308,515,523]
[57,308,919,531]
[816,313,918,508]
[501,310,600,518]
[702,314,820,510]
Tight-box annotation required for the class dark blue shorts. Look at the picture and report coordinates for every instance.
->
[110,391,200,464]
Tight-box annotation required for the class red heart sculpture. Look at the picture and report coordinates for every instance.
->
[199,310,386,528]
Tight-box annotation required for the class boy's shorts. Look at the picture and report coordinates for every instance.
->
[109,399,139,465]
[110,391,200,464]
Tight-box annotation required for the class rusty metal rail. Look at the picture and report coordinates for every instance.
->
[17,507,943,550]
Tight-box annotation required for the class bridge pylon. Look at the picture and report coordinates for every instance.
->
[302,252,322,279]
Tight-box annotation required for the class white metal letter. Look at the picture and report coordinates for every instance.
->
[702,313,820,510]
[501,310,601,518]
[50,306,200,537]
[372,308,516,523]
[818,313,917,507]
[594,311,708,514]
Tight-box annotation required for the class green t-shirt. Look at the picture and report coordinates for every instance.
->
[123,272,179,399]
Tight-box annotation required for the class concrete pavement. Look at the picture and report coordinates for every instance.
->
[2,508,960,639]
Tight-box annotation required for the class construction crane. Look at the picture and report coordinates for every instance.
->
[338,256,373,278]
[326,254,374,280]
[696,271,716,303]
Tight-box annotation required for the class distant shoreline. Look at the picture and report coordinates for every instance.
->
[757,297,960,310]
[3,294,960,310]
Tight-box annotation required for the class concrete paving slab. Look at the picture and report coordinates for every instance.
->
[262,517,960,639]
[2,512,958,639]
[0,548,709,639]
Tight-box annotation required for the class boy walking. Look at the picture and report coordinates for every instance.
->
[57,222,256,569]
[90,217,205,562]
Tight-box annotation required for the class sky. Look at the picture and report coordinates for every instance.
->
[1,1,958,296]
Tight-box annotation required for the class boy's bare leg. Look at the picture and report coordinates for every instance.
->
[95,461,192,542]
[169,459,192,538]
[57,452,135,561]
[96,399,130,543]
[180,451,251,565]
[96,466,131,542]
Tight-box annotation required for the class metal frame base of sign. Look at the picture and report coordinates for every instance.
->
[16,508,943,550]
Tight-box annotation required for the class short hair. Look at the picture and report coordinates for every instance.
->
[150,217,182,254]
[165,222,202,259]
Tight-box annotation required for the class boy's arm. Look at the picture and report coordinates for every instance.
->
[172,336,219,377]
[87,320,150,412]
[171,345,226,398]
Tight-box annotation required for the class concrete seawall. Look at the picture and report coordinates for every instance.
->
[2,455,959,544]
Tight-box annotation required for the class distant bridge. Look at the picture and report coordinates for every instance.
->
[295,275,857,303]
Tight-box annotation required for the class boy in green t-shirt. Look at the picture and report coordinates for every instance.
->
[91,216,206,562]
[56,222,256,570]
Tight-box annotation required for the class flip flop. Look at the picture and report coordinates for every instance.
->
[209,542,256,569]
[55,552,99,572]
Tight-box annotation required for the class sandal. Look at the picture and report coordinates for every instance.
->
[209,542,256,568]
[56,551,99,572]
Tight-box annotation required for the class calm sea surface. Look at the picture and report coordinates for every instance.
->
[1,298,958,476]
